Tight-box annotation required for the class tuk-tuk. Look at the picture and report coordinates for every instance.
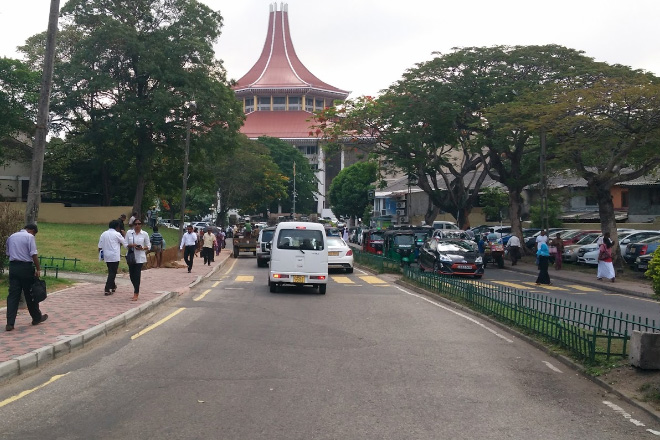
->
[362,229,385,255]
[383,230,416,265]
[410,226,433,261]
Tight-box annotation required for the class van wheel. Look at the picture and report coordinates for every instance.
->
[269,281,277,293]
[319,284,326,295]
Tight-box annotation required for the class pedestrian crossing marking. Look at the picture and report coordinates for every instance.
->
[567,285,600,292]
[492,281,533,290]
[359,276,388,285]
[332,276,354,284]
[235,275,254,282]
[522,282,568,291]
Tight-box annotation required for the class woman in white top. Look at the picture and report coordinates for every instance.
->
[124,219,151,301]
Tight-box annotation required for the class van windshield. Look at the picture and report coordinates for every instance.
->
[277,229,325,250]
[261,230,274,242]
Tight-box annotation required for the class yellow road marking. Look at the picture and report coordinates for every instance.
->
[567,285,600,292]
[522,282,568,291]
[359,276,387,284]
[194,289,212,302]
[492,281,533,290]
[332,276,354,284]
[212,281,220,287]
[131,308,186,340]
[605,293,659,303]
[0,373,69,408]
[235,275,254,282]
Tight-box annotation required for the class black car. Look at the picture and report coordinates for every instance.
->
[418,237,484,278]
[635,253,654,272]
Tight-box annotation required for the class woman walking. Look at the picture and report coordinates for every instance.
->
[124,220,151,301]
[550,233,564,270]
[597,232,616,282]
[535,242,552,285]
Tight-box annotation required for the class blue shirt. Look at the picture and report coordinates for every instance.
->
[6,229,38,262]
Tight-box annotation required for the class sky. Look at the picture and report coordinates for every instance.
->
[1,0,659,98]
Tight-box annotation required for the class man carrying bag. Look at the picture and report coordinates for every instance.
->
[5,223,48,331]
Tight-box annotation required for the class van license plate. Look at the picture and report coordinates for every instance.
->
[457,265,472,270]
[328,251,339,256]
[293,275,305,283]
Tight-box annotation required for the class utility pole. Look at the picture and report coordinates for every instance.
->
[540,128,548,231]
[292,161,296,217]
[25,0,60,224]
[178,101,196,241]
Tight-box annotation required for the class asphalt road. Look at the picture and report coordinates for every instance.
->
[0,256,658,439]
[480,264,660,326]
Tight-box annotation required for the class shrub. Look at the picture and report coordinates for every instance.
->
[645,251,660,295]
[0,203,25,272]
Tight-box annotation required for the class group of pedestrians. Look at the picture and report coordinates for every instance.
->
[179,225,226,273]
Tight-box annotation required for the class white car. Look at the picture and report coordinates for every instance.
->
[326,236,354,273]
[577,230,660,264]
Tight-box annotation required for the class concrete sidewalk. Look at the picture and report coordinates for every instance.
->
[0,248,233,384]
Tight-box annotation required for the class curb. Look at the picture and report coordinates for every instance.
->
[0,256,231,385]
[389,273,660,424]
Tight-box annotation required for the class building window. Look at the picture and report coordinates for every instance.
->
[585,194,598,206]
[272,96,286,111]
[621,190,629,208]
[244,97,254,114]
[305,97,314,112]
[288,96,301,111]
[310,163,319,171]
[305,145,317,155]
[315,98,325,110]
[257,97,271,111]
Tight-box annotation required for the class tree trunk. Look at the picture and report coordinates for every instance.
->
[508,189,528,253]
[457,206,471,229]
[594,181,622,268]
[132,172,146,219]
[424,198,440,226]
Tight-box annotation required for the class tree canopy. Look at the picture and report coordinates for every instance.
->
[328,161,378,220]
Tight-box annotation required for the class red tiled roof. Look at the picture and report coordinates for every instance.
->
[233,5,349,98]
[240,111,319,139]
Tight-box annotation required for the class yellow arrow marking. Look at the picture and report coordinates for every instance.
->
[0,373,69,408]
[131,308,186,340]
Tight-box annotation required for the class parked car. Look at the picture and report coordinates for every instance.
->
[580,231,660,265]
[624,236,660,267]
[326,236,354,273]
[192,221,209,229]
[325,226,341,237]
[256,226,277,267]
[418,237,484,278]
[635,253,654,272]
[618,231,660,255]
[432,221,460,231]
[563,232,601,263]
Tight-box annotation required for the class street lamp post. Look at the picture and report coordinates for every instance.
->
[178,101,196,241]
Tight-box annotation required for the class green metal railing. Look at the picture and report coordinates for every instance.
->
[37,256,80,269]
[402,266,660,361]
[352,248,659,360]
[353,249,402,274]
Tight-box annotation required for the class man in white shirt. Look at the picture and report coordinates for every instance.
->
[98,219,125,295]
[180,224,198,273]
[536,230,548,249]
[507,234,522,266]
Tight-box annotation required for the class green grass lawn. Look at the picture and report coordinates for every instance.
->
[0,222,183,300]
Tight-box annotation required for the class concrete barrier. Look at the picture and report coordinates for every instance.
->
[630,330,660,369]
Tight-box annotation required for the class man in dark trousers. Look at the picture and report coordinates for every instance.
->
[180,224,198,273]
[5,223,48,331]
[117,214,127,237]
[98,219,124,295]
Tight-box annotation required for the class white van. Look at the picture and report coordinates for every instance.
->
[268,222,328,294]
[432,221,460,230]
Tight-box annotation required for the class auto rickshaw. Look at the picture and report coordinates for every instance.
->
[483,237,505,268]
[410,226,433,261]
[383,229,416,265]
[362,229,385,255]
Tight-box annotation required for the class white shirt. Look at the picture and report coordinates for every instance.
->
[6,229,38,262]
[98,228,125,263]
[124,229,151,264]
[536,234,548,249]
[180,231,198,249]
[507,235,521,247]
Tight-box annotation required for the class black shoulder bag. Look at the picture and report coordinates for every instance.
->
[126,234,136,265]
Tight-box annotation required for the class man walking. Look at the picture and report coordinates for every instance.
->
[180,224,198,273]
[98,219,124,295]
[507,234,521,266]
[117,214,127,237]
[5,223,47,331]
[201,227,215,266]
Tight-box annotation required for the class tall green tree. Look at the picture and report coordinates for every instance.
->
[256,136,318,214]
[0,58,40,161]
[21,0,243,211]
[328,161,378,221]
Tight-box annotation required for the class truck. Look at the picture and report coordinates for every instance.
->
[232,229,258,258]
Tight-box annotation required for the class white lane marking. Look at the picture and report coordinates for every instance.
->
[542,361,563,373]
[393,285,513,343]
[603,401,648,428]
[356,267,369,275]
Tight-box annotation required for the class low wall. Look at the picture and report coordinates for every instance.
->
[7,203,133,224]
